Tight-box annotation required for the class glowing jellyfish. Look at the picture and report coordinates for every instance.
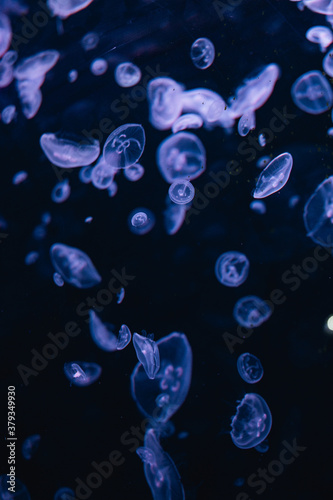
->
[89,311,118,352]
[215,251,250,287]
[17,81,42,119]
[51,179,71,203]
[190,37,215,69]
[22,434,41,460]
[2,104,16,124]
[0,60,13,88]
[306,26,333,52]
[40,133,100,168]
[54,487,76,500]
[233,296,272,328]
[168,179,195,204]
[14,50,60,80]
[68,69,78,83]
[50,243,101,289]
[157,132,206,183]
[303,175,333,246]
[133,332,160,380]
[181,88,233,128]
[172,113,203,134]
[250,200,266,214]
[114,62,141,87]
[323,48,333,76]
[25,251,39,265]
[103,123,145,169]
[117,324,132,350]
[237,353,264,384]
[257,156,270,168]
[79,166,93,184]
[291,70,333,114]
[230,393,272,449]
[90,58,108,76]
[117,287,125,304]
[131,332,192,423]
[0,13,11,58]
[53,272,64,287]
[238,110,256,137]
[253,152,293,199]
[258,133,266,147]
[137,429,185,500]
[91,156,115,189]
[303,0,333,15]
[64,361,102,387]
[123,163,145,181]
[3,50,17,66]
[164,204,186,235]
[128,208,155,235]
[147,77,184,130]
[12,171,27,185]
[47,0,94,19]
[0,475,31,500]
[81,31,99,51]
[289,194,300,208]
[108,181,118,197]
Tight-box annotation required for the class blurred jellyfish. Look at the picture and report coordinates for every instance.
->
[215,251,250,287]
[233,296,272,328]
[47,0,94,19]
[238,110,256,137]
[33,224,47,240]
[40,133,100,168]
[303,175,333,246]
[22,434,41,460]
[230,393,272,449]
[169,179,195,204]
[0,475,31,500]
[258,133,266,147]
[90,58,108,76]
[2,50,17,66]
[0,13,12,58]
[123,163,145,181]
[256,155,271,168]
[237,353,264,384]
[288,194,300,208]
[137,429,185,500]
[128,208,155,235]
[81,31,99,51]
[50,243,101,289]
[291,70,333,114]
[14,50,60,80]
[0,60,13,88]
[181,88,233,128]
[51,179,71,203]
[164,204,186,235]
[133,332,160,379]
[17,80,42,119]
[147,77,184,130]
[114,62,141,87]
[53,272,64,287]
[68,69,78,82]
[157,132,206,183]
[91,156,115,189]
[54,487,76,500]
[323,48,333,76]
[79,166,93,184]
[2,104,16,124]
[117,324,132,350]
[25,251,39,265]
[117,287,125,304]
[41,212,51,225]
[190,37,215,69]
[172,113,203,134]
[131,332,192,423]
[85,216,93,223]
[328,127,333,136]
[12,171,28,185]
[306,26,333,52]
[108,181,118,198]
[103,123,145,169]
[253,152,293,199]
[250,200,266,214]
[64,361,101,387]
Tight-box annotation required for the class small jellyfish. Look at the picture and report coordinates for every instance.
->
[25,251,39,265]
[117,287,125,304]
[303,175,333,246]
[108,181,118,198]
[22,434,41,460]
[164,204,186,235]
[253,152,293,199]
[328,127,333,136]
[215,251,250,287]
[233,296,272,328]
[190,37,215,70]
[64,361,102,387]
[123,163,145,182]
[238,110,256,137]
[41,212,51,225]
[250,200,266,214]
[0,60,13,89]
[117,324,132,350]
[128,208,155,235]
[53,272,64,287]
[133,332,160,380]
[3,50,18,66]
[114,62,141,87]
[17,83,42,119]
[168,179,195,204]
[256,155,271,168]
[40,133,100,168]
[103,123,145,169]
[237,353,264,384]
[2,104,16,124]
[323,48,333,76]
[90,58,108,76]
[54,487,76,500]
[0,13,12,58]
[12,171,28,185]
[291,70,333,114]
[157,132,206,183]
[89,311,118,352]
[51,179,71,203]
[258,133,266,147]
[147,77,184,130]
[81,31,99,51]
[230,393,272,449]
[79,166,93,184]
[306,26,333,52]
[50,243,101,289]
[68,69,78,82]
[85,216,93,223]
[172,113,204,134]
[33,224,46,240]
[91,156,115,189]
[288,194,300,208]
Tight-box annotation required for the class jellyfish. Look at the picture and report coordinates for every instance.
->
[117,287,125,304]
[164,204,187,235]
[117,324,132,350]
[230,393,272,449]
[0,475,31,500]
[0,13,11,58]
[128,208,155,235]
[215,251,250,287]
[258,133,266,147]
[303,0,333,15]
[181,88,233,128]
[53,272,64,287]
[2,104,16,124]
[79,166,93,184]
[91,156,115,189]
[136,428,185,500]
[323,48,333,76]
[168,179,195,204]
[63,361,102,387]
[81,31,99,51]
[123,163,145,182]
[237,353,264,384]
[103,123,145,169]
[50,243,102,289]
[233,296,272,328]
[291,70,333,114]
[133,332,160,380]
[0,59,13,88]
[54,487,76,500]
[68,69,78,83]
[40,133,100,168]
[238,110,256,137]
[147,77,185,130]
[12,171,27,185]
[157,132,206,183]
[108,181,118,198]
[89,311,118,352]
[253,152,293,199]
[14,50,60,80]
[250,200,266,214]
[303,175,333,246]
[47,0,94,19]
[306,26,333,52]
[22,434,41,460]
[114,62,141,87]
[131,332,192,423]
[172,113,203,134]
[17,82,42,119]
[25,251,39,265]
[51,179,71,203]
[90,58,108,76]
[190,37,215,70]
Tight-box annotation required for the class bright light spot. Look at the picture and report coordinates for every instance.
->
[326,315,333,332]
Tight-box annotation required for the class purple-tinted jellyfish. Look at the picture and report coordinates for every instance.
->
[128,208,155,235]
[0,13,11,58]
[51,179,71,203]
[131,332,192,423]
[79,166,93,184]
[40,133,100,168]
[81,31,99,50]
[54,487,76,500]
[0,475,31,499]
[136,428,185,500]
[291,70,333,114]
[64,361,101,387]
[237,353,264,384]
[190,37,215,70]
[147,77,184,130]
[323,48,333,76]
[233,296,272,328]
[250,200,266,214]
[238,110,256,137]
[172,113,203,134]
[306,26,333,52]
[114,62,141,88]
[50,243,101,289]
[168,179,195,204]
[90,58,108,76]
[157,132,206,183]
[2,105,16,124]
[215,251,250,287]
[17,80,42,119]
[22,434,41,459]
[303,175,333,246]
[230,393,272,449]
[303,0,333,15]
[91,156,115,189]
[253,152,293,199]
[12,171,27,185]
[123,163,145,182]
[14,50,59,80]
[181,88,233,128]
[53,272,64,287]
[117,324,132,350]
[103,123,145,169]
[164,204,186,235]
[89,311,118,352]
[133,333,160,380]
[47,0,94,19]
[117,287,125,304]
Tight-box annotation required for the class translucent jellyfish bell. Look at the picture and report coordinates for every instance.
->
[2,104,16,124]
[51,179,71,203]
[0,13,12,58]
[306,26,333,52]
[215,251,250,287]
[164,204,186,235]
[190,37,215,69]
[131,332,192,423]
[47,0,94,19]
[133,332,160,380]
[91,156,115,189]
[0,475,31,500]
[303,0,333,15]
[230,393,272,449]
[291,70,333,114]
[22,434,41,460]
[323,48,333,76]
[14,50,60,80]
[237,353,264,384]
[81,31,99,51]
[90,58,108,76]
[157,132,206,183]
[233,296,272,328]
[168,179,195,204]
[123,163,145,182]
[128,208,155,235]
[64,361,102,387]
[181,88,232,128]
[114,62,141,87]
[54,487,76,500]
[50,243,101,289]
[147,77,184,130]
[238,110,256,137]
[40,133,100,168]
[89,311,118,352]
[253,152,293,199]
[303,175,333,246]
[103,123,145,169]
[172,113,203,134]
[117,324,132,350]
